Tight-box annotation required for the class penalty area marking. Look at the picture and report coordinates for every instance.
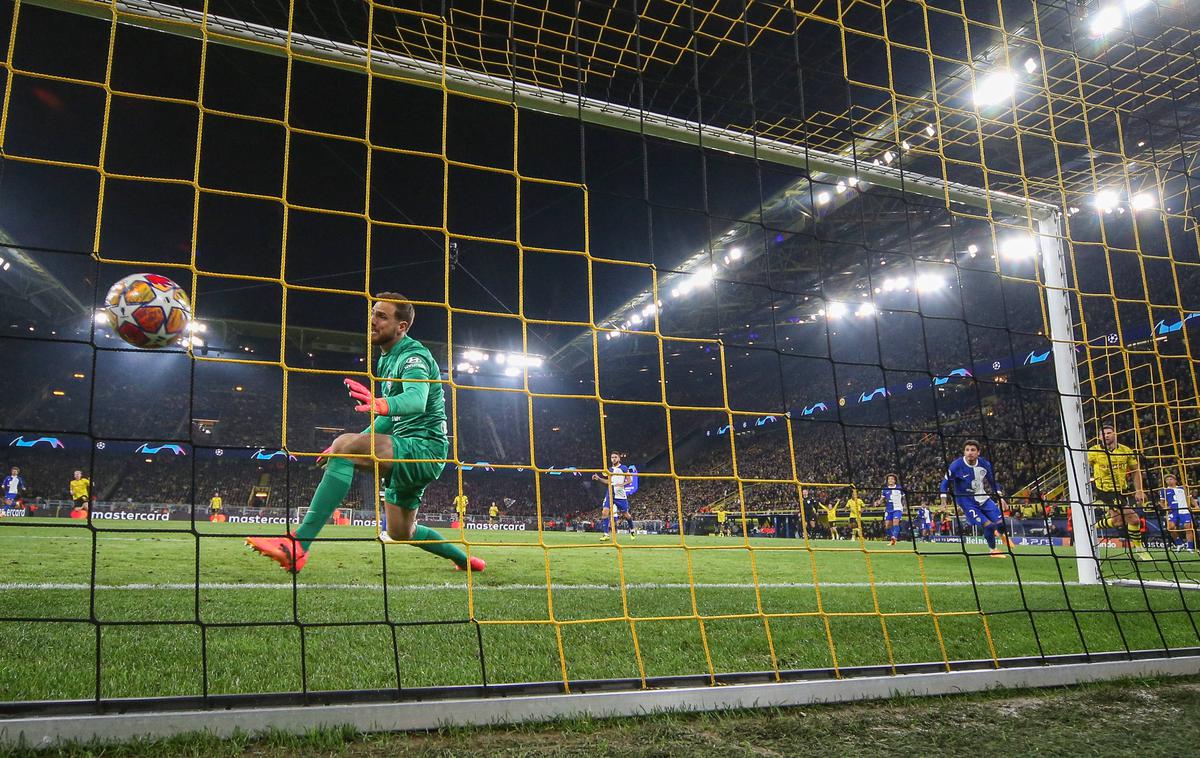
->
[0,580,1084,592]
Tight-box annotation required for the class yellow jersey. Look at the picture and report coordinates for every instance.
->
[70,478,90,500]
[823,502,839,520]
[846,497,864,518]
[715,508,727,523]
[210,496,222,511]
[1088,443,1138,492]
[488,504,499,518]
[454,495,468,515]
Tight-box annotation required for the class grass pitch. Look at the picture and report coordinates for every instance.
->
[1,519,1198,702]
[5,675,1197,756]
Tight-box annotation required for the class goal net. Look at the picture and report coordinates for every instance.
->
[0,0,1197,716]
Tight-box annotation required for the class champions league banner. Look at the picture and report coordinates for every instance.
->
[1,436,585,475]
[1,434,300,462]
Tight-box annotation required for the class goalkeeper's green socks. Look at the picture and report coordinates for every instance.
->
[411,524,469,568]
[294,457,355,550]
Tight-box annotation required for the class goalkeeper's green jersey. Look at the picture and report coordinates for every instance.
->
[365,335,447,443]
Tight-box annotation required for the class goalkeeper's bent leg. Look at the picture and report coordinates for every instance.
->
[411,524,469,567]
[385,502,470,567]
[294,457,355,551]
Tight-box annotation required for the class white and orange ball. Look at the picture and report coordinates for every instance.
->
[103,273,192,349]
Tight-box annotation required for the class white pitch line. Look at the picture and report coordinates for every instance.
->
[0,580,1082,592]
[0,534,195,542]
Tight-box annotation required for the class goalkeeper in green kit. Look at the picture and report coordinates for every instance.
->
[247,292,485,574]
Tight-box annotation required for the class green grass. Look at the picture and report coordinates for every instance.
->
[5,675,1200,756]
[1,519,1198,702]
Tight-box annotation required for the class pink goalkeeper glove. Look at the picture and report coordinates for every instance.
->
[344,378,389,415]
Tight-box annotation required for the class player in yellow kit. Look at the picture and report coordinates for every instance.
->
[845,489,865,539]
[715,506,729,536]
[1087,423,1150,561]
[823,498,840,540]
[454,492,469,526]
[69,470,91,515]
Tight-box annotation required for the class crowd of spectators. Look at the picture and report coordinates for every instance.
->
[4,349,1195,530]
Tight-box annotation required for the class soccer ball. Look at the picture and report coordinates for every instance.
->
[102,273,192,349]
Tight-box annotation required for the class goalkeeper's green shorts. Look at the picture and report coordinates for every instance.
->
[383,435,448,510]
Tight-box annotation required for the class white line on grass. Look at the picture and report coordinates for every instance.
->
[0,580,1083,592]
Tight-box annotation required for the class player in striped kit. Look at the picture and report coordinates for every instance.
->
[1160,473,1195,553]
[877,474,904,546]
[940,440,1008,558]
[593,451,636,542]
[913,503,934,542]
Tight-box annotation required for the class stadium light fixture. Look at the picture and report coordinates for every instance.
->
[694,267,714,286]
[462,349,487,362]
[882,276,909,292]
[836,180,847,194]
[3,262,9,271]
[1093,189,1119,212]
[630,313,643,325]
[816,191,830,205]
[729,247,743,260]
[1131,192,1155,210]
[94,311,107,325]
[974,70,1016,106]
[641,303,656,317]
[967,244,979,257]
[883,151,895,164]
[855,303,876,318]
[826,302,848,319]
[52,389,65,397]
[1089,6,1123,35]
[456,361,471,371]
[1024,57,1038,74]
[1000,236,1037,261]
[915,274,946,293]
[924,124,935,137]
[505,353,544,368]
[504,366,520,377]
